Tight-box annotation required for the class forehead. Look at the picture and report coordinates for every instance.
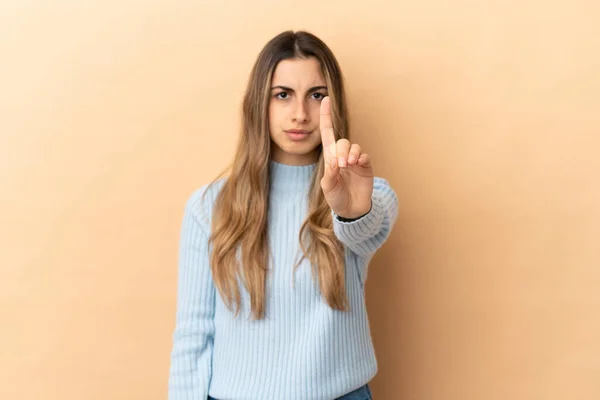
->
[271,57,325,87]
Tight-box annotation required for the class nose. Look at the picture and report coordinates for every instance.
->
[292,99,309,123]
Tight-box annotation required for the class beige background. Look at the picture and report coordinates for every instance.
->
[1,0,599,399]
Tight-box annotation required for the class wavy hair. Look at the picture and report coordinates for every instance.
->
[204,30,351,320]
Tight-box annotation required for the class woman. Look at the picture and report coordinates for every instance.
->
[168,30,398,400]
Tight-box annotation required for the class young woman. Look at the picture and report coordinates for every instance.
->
[168,30,398,400]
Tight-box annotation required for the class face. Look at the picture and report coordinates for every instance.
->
[268,57,328,165]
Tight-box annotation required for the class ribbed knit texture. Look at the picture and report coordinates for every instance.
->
[168,160,399,400]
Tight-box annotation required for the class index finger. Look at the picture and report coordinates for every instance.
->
[319,96,336,154]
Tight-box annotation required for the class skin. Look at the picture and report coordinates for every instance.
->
[268,57,326,166]
[268,57,374,219]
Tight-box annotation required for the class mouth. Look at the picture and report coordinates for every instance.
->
[285,129,312,141]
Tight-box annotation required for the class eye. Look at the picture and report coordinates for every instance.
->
[311,92,326,100]
[275,92,289,99]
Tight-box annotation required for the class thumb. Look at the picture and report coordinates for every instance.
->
[321,157,339,194]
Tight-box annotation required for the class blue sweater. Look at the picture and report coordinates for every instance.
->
[168,160,399,400]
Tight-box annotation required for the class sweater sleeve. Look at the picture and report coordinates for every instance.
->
[168,190,215,400]
[332,177,399,258]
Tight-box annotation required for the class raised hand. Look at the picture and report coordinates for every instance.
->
[319,96,374,220]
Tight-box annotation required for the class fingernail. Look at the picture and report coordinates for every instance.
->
[339,158,346,167]
[348,156,356,164]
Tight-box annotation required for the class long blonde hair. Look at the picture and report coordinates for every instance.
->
[204,30,351,320]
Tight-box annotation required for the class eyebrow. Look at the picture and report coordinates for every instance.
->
[270,85,328,93]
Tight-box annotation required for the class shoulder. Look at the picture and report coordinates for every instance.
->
[183,177,228,228]
[373,176,392,189]
[373,176,399,213]
[373,176,397,198]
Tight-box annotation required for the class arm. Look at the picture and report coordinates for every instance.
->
[332,177,399,257]
[318,98,398,258]
[168,190,215,399]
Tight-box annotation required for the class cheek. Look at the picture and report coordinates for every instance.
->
[310,102,321,121]
[268,103,276,137]
[268,102,282,127]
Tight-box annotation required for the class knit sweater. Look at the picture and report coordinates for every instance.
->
[168,160,399,400]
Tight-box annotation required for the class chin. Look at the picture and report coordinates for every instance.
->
[288,145,320,155]
[272,136,321,157]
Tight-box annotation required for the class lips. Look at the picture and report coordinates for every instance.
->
[285,129,312,141]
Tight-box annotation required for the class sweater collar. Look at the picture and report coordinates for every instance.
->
[269,160,316,193]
